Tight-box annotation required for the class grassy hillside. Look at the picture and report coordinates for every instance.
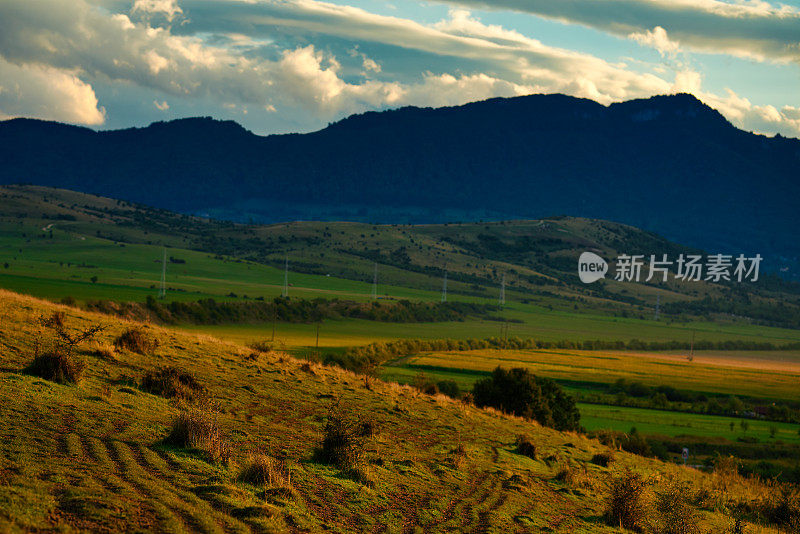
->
[4,185,800,353]
[0,289,794,533]
[4,184,799,323]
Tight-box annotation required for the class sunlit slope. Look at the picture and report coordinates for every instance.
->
[0,289,772,533]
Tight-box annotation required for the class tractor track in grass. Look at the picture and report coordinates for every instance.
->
[61,432,254,533]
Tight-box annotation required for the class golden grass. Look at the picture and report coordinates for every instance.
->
[0,289,791,533]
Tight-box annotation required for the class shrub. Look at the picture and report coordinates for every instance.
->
[620,428,652,457]
[114,328,159,354]
[756,486,800,530]
[238,454,291,489]
[472,366,580,431]
[315,407,374,473]
[25,348,86,384]
[140,366,206,402]
[515,435,537,460]
[436,379,460,399]
[164,407,229,463]
[649,482,701,534]
[591,452,615,467]
[605,470,648,532]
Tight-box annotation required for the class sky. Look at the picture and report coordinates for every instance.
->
[0,0,798,137]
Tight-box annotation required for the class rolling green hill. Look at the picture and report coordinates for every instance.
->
[2,184,799,332]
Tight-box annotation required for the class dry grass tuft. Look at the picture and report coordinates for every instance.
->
[605,469,648,532]
[649,481,701,534]
[140,366,207,402]
[515,434,537,460]
[25,348,86,384]
[315,405,375,479]
[448,444,468,470]
[238,454,292,489]
[248,341,274,353]
[591,451,615,467]
[91,342,116,361]
[114,327,159,354]
[554,463,578,485]
[164,407,230,463]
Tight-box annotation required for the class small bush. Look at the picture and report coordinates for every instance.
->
[27,312,103,384]
[515,435,537,460]
[140,366,206,401]
[422,383,439,395]
[605,470,648,532]
[25,348,86,384]
[649,482,701,534]
[164,408,229,463]
[238,454,291,489]
[591,452,615,467]
[315,407,374,474]
[114,328,159,354]
[756,486,800,530]
[436,379,460,399]
[472,366,580,431]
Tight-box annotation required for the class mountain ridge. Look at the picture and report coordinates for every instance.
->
[2,93,798,275]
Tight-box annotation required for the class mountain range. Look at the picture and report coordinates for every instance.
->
[1,93,799,274]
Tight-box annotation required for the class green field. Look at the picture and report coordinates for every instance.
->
[380,348,800,445]
[6,222,800,352]
[579,404,800,444]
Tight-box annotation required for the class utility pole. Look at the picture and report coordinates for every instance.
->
[159,247,166,299]
[499,273,506,307]
[315,322,320,357]
[654,294,661,321]
[688,330,695,362]
[282,256,289,298]
[441,268,448,303]
[372,262,378,300]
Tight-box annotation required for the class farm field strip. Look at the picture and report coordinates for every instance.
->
[398,349,800,402]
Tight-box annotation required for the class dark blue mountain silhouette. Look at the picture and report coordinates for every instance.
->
[1,93,799,269]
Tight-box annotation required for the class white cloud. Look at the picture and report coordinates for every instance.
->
[671,69,702,94]
[362,57,381,73]
[629,26,681,57]
[131,0,183,22]
[702,89,800,137]
[0,0,796,137]
[153,99,169,110]
[0,57,105,124]
[443,0,800,63]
